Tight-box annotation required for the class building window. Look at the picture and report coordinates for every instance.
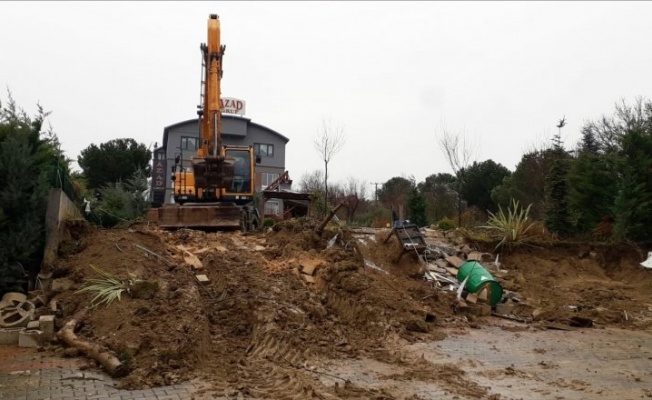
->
[254,143,274,157]
[261,173,279,189]
[264,200,280,216]
[155,151,165,160]
[181,136,199,150]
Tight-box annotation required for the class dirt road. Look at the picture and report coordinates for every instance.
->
[320,320,652,399]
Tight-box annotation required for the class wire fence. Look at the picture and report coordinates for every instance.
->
[49,165,79,203]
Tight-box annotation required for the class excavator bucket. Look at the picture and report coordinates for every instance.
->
[157,202,242,230]
[192,155,235,189]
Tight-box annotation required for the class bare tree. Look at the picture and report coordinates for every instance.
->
[314,118,346,214]
[437,125,477,226]
[341,176,368,224]
[298,169,324,193]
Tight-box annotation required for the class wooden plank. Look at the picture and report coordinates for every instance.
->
[544,323,577,331]
[435,259,449,270]
[299,259,322,276]
[445,256,464,268]
[467,251,484,261]
[184,252,203,269]
[446,267,460,277]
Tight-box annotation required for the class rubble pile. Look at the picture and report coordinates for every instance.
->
[9,220,652,398]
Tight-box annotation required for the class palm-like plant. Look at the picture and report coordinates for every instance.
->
[77,265,142,308]
[481,199,535,250]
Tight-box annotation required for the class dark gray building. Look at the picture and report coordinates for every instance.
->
[150,115,290,216]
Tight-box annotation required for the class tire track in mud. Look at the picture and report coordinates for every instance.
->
[321,289,364,323]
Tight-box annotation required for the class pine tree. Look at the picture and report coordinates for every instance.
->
[407,187,428,227]
[544,117,573,235]
[0,93,70,293]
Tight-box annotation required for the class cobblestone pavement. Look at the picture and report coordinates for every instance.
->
[0,347,212,400]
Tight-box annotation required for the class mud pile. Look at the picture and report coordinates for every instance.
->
[47,221,652,398]
[49,222,464,397]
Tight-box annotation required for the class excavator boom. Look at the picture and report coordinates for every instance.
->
[156,14,259,231]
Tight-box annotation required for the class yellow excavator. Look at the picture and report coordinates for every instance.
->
[157,14,260,231]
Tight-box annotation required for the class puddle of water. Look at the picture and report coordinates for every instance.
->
[320,323,652,400]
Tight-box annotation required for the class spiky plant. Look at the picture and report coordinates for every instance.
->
[481,199,535,250]
[76,265,142,308]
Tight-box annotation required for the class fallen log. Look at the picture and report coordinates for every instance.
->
[56,308,128,378]
[315,202,344,236]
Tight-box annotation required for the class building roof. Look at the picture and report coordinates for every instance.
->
[162,115,289,149]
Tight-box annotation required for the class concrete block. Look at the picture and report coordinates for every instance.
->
[27,321,40,330]
[0,292,27,309]
[19,330,43,348]
[0,327,24,345]
[39,315,55,339]
[471,304,492,317]
[51,278,74,292]
[195,275,209,285]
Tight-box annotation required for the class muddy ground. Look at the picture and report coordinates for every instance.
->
[41,219,652,399]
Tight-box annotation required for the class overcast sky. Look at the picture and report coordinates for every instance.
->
[2,1,651,189]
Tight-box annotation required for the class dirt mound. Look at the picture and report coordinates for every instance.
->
[46,222,652,398]
[49,223,461,397]
[497,243,652,328]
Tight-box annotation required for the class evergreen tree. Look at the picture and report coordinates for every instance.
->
[78,138,151,190]
[407,187,428,227]
[612,129,652,240]
[0,93,70,293]
[544,117,573,235]
[568,128,618,233]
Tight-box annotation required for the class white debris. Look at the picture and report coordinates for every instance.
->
[640,251,652,269]
[363,259,388,274]
[327,234,338,249]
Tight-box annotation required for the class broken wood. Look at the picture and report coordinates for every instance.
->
[543,322,577,331]
[56,308,128,378]
[445,255,464,268]
[133,244,173,267]
[183,251,203,269]
[490,312,528,323]
[299,259,322,276]
[315,202,344,236]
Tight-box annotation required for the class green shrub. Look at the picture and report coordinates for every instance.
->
[76,265,142,308]
[263,217,276,227]
[87,170,150,227]
[437,217,457,231]
[481,199,535,250]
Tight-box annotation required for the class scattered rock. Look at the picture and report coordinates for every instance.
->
[130,281,159,300]
[406,319,429,333]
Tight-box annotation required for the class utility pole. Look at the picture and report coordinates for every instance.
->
[371,182,381,202]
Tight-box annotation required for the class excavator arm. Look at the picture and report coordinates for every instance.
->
[157,14,260,231]
[192,14,234,192]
